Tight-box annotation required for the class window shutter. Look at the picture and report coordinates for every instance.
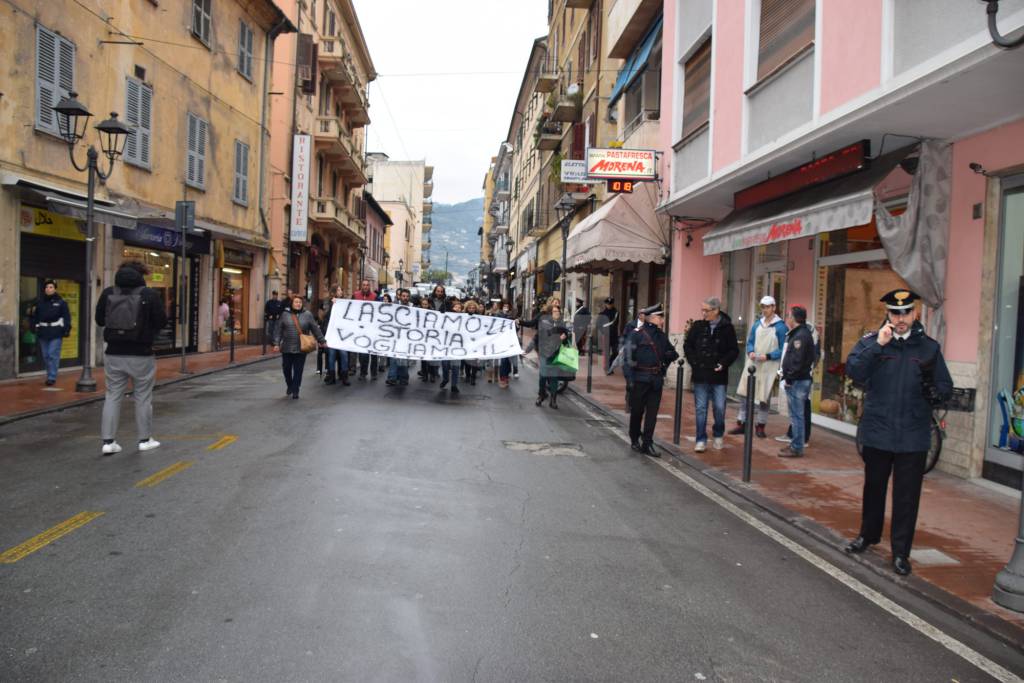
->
[36,26,74,135]
[186,114,197,185]
[139,84,152,166]
[682,38,712,139]
[757,0,815,81]
[234,140,249,204]
[186,113,207,189]
[196,118,207,188]
[124,78,140,163]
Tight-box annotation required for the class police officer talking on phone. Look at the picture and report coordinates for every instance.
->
[843,289,952,576]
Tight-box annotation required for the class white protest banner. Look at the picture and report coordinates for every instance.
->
[325,300,523,361]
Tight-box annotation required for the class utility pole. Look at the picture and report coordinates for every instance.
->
[444,251,449,285]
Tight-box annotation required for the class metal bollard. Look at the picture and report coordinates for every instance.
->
[672,360,684,445]
[742,364,756,482]
[586,332,594,394]
[229,313,236,364]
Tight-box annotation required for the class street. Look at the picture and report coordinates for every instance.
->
[1,360,1022,682]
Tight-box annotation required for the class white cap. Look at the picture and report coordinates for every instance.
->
[759,295,776,306]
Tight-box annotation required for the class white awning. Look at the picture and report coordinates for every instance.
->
[702,146,915,256]
[45,195,138,230]
[565,182,669,272]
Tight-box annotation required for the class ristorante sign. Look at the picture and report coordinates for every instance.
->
[586,148,657,180]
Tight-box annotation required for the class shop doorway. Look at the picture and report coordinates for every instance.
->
[121,246,199,355]
[986,173,1024,489]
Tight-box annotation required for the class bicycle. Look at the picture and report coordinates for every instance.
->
[855,407,946,475]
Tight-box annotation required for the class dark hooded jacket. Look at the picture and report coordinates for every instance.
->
[95,265,168,356]
[683,312,739,385]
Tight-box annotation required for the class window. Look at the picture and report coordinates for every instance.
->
[682,38,711,139]
[589,6,600,66]
[124,77,153,169]
[624,78,643,128]
[185,112,208,190]
[192,0,212,46]
[238,21,254,80]
[35,25,75,136]
[757,0,814,82]
[233,140,249,205]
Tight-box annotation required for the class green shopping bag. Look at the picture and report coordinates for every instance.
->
[551,344,579,373]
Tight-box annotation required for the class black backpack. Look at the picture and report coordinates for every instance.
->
[104,286,145,342]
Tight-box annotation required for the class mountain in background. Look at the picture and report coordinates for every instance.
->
[429,197,483,283]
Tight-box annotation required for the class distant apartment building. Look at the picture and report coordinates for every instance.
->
[366,155,432,288]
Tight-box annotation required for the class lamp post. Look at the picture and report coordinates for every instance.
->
[383,252,390,289]
[554,197,576,305]
[504,239,514,304]
[52,93,133,393]
[358,245,367,284]
[397,258,405,289]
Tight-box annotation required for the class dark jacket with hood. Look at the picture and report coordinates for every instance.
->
[684,312,739,385]
[31,292,72,341]
[846,321,953,453]
[95,265,168,356]
[780,323,816,382]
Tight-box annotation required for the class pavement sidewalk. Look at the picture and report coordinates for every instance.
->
[0,345,274,425]
[520,329,1024,645]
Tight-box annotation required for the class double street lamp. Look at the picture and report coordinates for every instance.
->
[52,92,134,393]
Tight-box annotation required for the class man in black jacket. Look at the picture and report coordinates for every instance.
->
[597,297,619,374]
[623,304,679,457]
[30,279,72,386]
[683,297,738,452]
[778,306,816,458]
[95,261,168,456]
[843,289,952,576]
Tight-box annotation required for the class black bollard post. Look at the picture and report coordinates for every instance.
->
[742,364,756,482]
[229,312,236,364]
[261,317,267,356]
[586,332,594,393]
[673,360,684,445]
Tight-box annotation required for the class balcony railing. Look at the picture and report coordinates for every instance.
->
[311,196,365,242]
[535,59,558,93]
[422,199,433,214]
[314,117,367,186]
[536,120,563,151]
[423,179,433,198]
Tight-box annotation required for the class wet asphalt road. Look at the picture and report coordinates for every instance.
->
[1,360,1022,682]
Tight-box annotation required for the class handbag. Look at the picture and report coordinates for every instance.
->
[292,313,318,354]
[551,344,580,373]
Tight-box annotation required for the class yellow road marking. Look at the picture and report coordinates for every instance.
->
[206,435,238,451]
[134,461,195,488]
[0,511,105,564]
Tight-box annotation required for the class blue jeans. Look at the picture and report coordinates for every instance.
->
[693,383,727,443]
[499,357,512,379]
[39,337,63,381]
[387,360,409,383]
[442,360,460,388]
[785,379,812,453]
[326,348,348,376]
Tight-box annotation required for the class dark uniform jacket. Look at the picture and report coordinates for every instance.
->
[845,321,953,453]
[31,293,72,340]
[683,313,738,385]
[780,323,816,382]
[623,322,679,384]
[95,266,168,356]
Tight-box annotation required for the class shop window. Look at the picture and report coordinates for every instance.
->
[682,38,711,140]
[756,0,815,82]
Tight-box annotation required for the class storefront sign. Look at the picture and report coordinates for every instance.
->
[734,140,869,210]
[586,148,657,180]
[223,247,254,267]
[290,134,311,242]
[113,224,211,255]
[560,160,601,184]
[19,207,84,241]
[325,300,523,361]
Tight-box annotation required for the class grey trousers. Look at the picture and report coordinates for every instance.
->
[737,399,770,425]
[101,354,157,441]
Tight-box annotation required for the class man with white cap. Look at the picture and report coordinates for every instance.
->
[729,295,788,439]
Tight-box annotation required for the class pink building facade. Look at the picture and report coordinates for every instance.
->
[660,0,1024,486]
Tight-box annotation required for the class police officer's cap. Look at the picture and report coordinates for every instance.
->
[641,303,664,316]
[880,289,920,312]
[604,297,614,304]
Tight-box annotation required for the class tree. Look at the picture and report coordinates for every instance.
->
[422,269,452,284]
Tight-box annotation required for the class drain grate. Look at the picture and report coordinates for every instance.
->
[503,441,585,457]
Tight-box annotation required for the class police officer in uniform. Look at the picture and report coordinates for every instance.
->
[843,289,952,576]
[623,304,679,457]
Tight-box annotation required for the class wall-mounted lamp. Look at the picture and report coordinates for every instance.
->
[970,162,994,178]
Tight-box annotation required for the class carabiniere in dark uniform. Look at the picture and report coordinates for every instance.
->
[843,289,952,577]
[623,304,679,457]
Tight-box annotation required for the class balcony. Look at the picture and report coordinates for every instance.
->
[565,0,590,8]
[495,179,510,200]
[607,0,662,59]
[422,217,432,232]
[622,110,660,150]
[535,60,558,93]
[536,119,563,150]
[310,196,365,243]
[550,92,581,123]
[422,199,433,215]
[424,165,434,182]
[313,117,368,186]
[318,35,355,88]
[491,211,509,237]
[422,239,432,250]
[423,179,433,198]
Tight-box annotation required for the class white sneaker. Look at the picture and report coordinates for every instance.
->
[695,441,707,453]
[101,441,122,456]
[713,437,724,450]
[774,435,792,443]
[138,438,162,452]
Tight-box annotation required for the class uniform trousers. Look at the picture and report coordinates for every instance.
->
[859,446,927,557]
[628,378,663,445]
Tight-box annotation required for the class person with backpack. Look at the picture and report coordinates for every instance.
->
[94,260,168,456]
[30,279,72,386]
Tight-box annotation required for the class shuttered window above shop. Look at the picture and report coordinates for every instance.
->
[233,140,249,205]
[192,0,212,46]
[186,112,208,190]
[35,25,75,137]
[682,38,711,140]
[757,0,815,82]
[238,21,254,80]
[124,77,153,169]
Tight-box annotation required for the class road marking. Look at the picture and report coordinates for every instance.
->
[135,461,195,488]
[0,512,105,564]
[206,435,238,451]
[568,396,1022,683]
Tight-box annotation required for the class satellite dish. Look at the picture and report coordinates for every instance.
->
[566,83,580,96]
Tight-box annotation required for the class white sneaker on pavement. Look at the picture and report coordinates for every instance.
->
[695,441,707,453]
[138,438,162,452]
[101,441,122,456]
[713,437,724,450]
[774,435,792,443]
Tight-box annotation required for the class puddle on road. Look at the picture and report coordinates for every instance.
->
[502,441,585,457]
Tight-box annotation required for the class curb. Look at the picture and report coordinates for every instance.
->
[550,363,1024,651]
[0,355,276,428]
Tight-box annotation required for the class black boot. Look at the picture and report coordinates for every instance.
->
[549,393,558,409]
[324,371,336,385]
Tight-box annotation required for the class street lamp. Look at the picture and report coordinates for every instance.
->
[383,251,390,288]
[554,197,576,304]
[504,239,514,304]
[358,244,367,283]
[52,92,134,393]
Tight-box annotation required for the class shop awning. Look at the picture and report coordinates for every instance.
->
[608,16,662,107]
[565,182,670,273]
[702,146,915,256]
[45,195,137,230]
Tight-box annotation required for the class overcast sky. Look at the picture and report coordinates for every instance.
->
[353,0,548,205]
